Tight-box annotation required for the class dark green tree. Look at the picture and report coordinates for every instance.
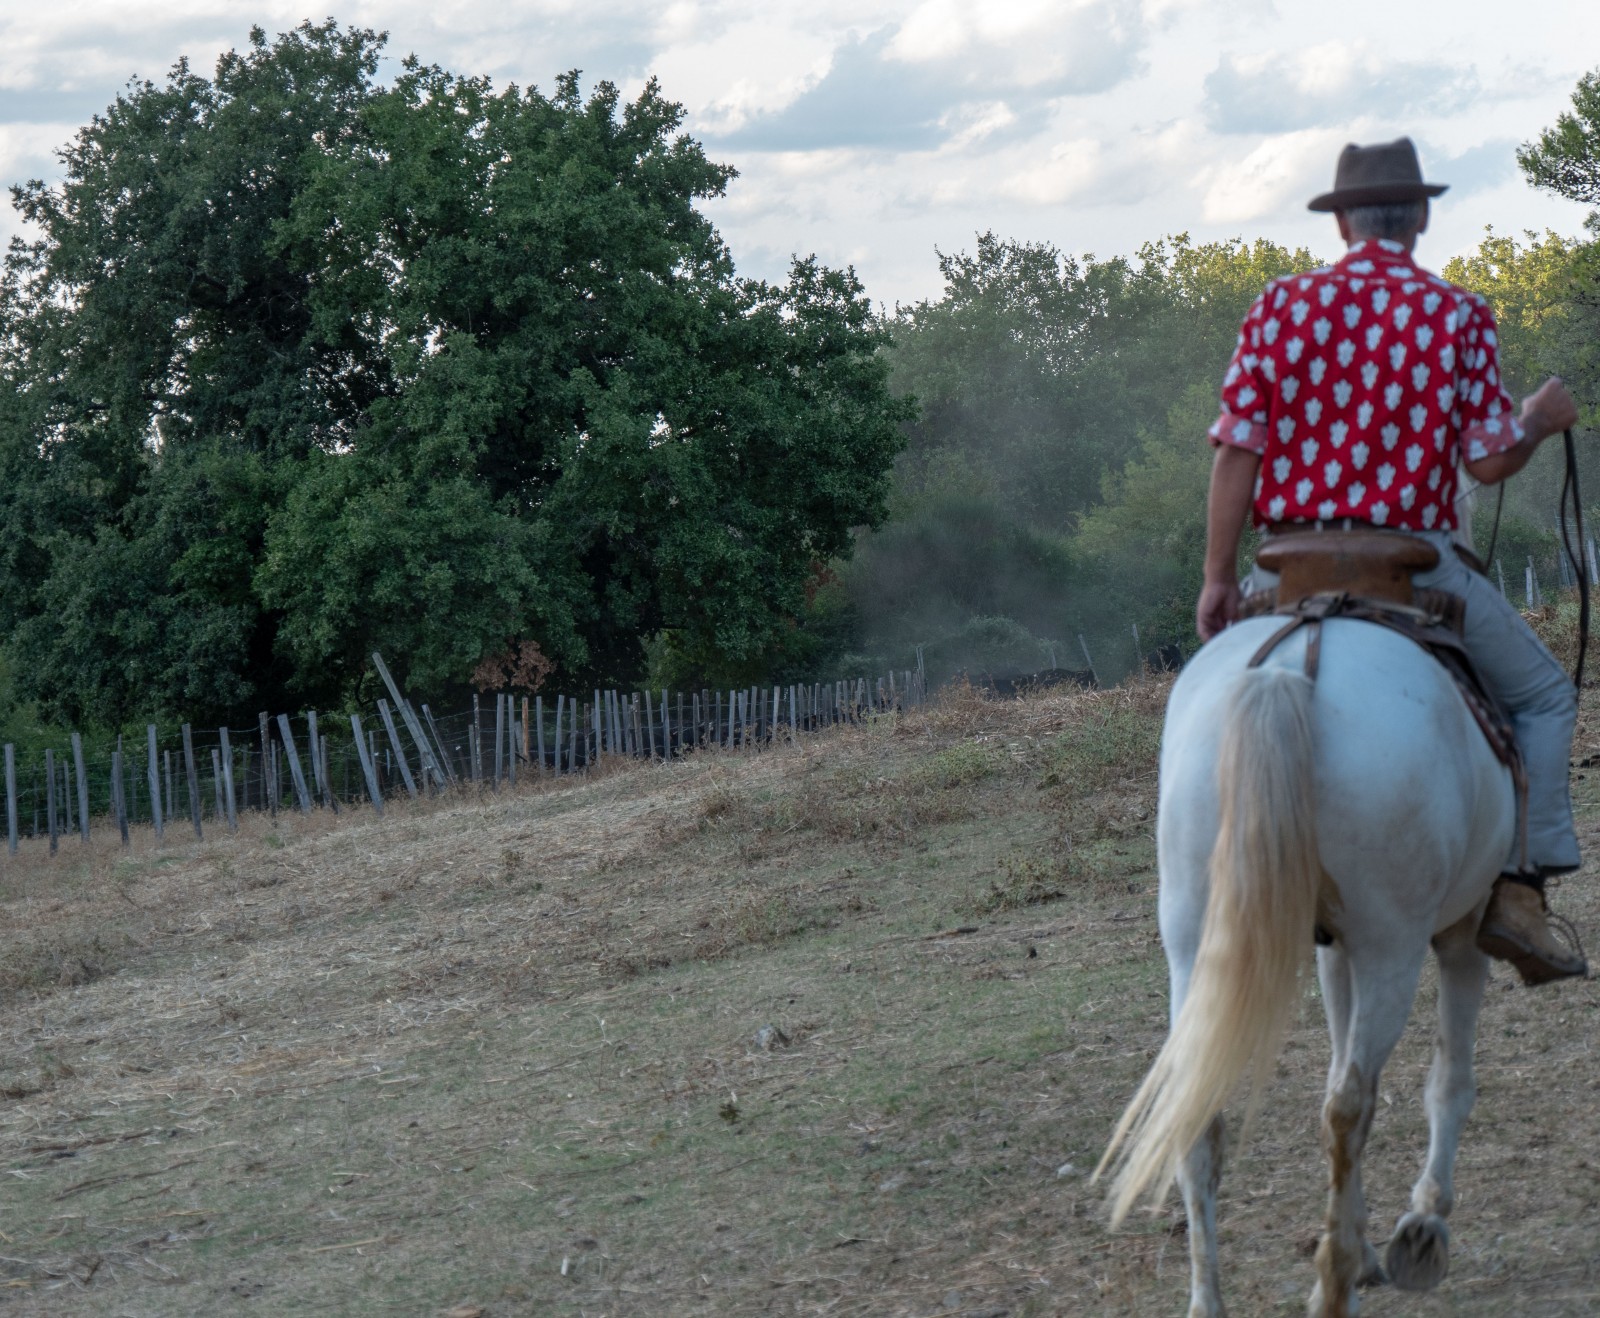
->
[1519,69,1600,207]
[0,22,908,724]
[0,20,384,724]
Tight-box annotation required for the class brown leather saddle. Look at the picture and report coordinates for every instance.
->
[1240,529,1526,873]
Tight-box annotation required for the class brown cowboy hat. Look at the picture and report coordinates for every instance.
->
[1307,137,1448,212]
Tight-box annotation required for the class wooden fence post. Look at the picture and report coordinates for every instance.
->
[1078,633,1100,687]
[376,700,418,800]
[553,695,565,775]
[371,653,445,791]
[70,732,90,842]
[275,715,312,814]
[351,714,384,816]
[321,736,339,814]
[219,728,239,831]
[307,710,325,804]
[147,726,164,839]
[470,694,482,782]
[181,724,203,839]
[113,744,129,846]
[259,713,275,818]
[522,697,531,766]
[535,695,546,774]
[493,693,506,786]
[508,695,518,787]
[46,748,57,854]
[421,703,457,787]
[4,744,15,855]
[211,750,224,824]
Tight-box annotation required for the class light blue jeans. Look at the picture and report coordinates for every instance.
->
[1244,529,1580,873]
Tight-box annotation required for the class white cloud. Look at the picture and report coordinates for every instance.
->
[0,0,1596,312]
[1203,42,1480,135]
[887,0,1141,90]
[648,20,833,134]
[1199,127,1348,225]
[1004,120,1199,207]
[717,0,1147,152]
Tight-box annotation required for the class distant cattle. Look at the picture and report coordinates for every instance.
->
[974,667,1096,697]
[1144,642,1186,673]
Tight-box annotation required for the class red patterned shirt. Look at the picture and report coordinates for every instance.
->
[1208,238,1523,531]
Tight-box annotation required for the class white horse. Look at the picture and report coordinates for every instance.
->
[1097,612,1514,1317]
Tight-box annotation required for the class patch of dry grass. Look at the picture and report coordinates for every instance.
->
[1,674,1599,1316]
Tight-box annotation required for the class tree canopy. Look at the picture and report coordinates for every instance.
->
[838,231,1313,681]
[1519,68,1600,208]
[847,68,1600,685]
[0,21,909,726]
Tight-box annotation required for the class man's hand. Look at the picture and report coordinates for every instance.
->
[1465,376,1580,485]
[1197,578,1242,642]
[1196,443,1260,641]
[1522,376,1579,441]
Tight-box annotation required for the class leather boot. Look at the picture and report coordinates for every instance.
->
[1477,877,1587,985]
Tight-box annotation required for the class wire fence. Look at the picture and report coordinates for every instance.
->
[2,653,932,857]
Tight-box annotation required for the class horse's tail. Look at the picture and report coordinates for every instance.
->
[1096,664,1321,1226]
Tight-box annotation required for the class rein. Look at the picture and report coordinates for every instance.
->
[1557,427,1589,689]
[1482,427,1587,690]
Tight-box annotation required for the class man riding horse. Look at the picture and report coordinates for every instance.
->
[1198,137,1585,985]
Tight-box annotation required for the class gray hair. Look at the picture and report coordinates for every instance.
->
[1342,200,1427,241]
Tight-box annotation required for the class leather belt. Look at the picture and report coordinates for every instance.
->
[1265,519,1380,536]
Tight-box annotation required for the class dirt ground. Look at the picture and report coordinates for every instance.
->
[3,676,1600,1316]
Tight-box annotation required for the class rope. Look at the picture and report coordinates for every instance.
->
[1484,480,1505,570]
[1557,427,1588,688]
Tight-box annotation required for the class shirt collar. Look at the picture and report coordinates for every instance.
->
[1333,238,1422,276]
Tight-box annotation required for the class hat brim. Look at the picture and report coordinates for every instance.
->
[1307,180,1448,213]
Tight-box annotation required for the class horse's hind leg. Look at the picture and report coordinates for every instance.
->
[1176,1115,1226,1318]
[1314,945,1386,1291]
[1309,947,1427,1318]
[1386,910,1489,1292]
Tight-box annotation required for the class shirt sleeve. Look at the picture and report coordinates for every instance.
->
[1208,290,1270,454]
[1454,295,1525,462]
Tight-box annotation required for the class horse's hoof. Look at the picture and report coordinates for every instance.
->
[1306,1279,1359,1317]
[1358,1238,1388,1288]
[1385,1212,1450,1292]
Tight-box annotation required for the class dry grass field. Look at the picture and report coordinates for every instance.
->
[4,674,1600,1316]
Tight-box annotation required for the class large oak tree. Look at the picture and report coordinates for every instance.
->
[0,21,909,726]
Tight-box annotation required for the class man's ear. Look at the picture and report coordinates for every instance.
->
[1416,200,1430,237]
[1335,210,1353,244]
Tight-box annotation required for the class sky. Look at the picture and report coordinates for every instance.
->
[0,1,1597,309]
